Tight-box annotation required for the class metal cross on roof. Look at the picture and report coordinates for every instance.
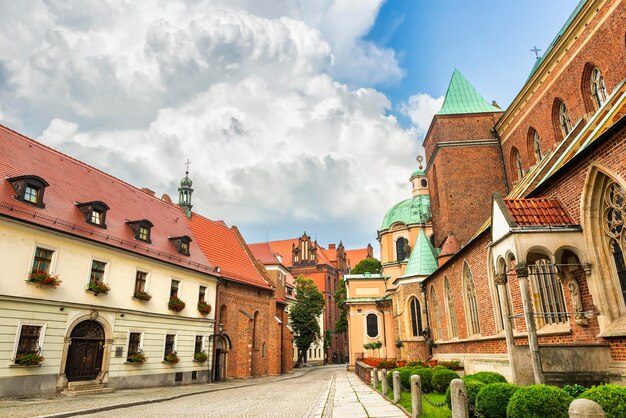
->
[185,158,191,174]
[530,45,542,59]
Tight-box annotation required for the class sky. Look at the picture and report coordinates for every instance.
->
[0,0,580,251]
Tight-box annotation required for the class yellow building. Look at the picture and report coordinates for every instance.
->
[0,125,218,397]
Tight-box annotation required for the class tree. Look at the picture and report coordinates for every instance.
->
[334,278,348,334]
[290,275,325,366]
[350,258,382,274]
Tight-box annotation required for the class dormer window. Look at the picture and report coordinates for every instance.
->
[7,175,49,208]
[169,235,192,256]
[126,219,153,243]
[76,201,109,228]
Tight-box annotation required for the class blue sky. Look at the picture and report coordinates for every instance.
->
[367,0,581,124]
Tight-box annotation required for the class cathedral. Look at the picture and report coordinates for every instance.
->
[347,0,626,386]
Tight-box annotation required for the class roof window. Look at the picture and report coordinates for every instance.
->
[7,175,49,208]
[126,219,153,243]
[169,235,192,256]
[76,201,109,228]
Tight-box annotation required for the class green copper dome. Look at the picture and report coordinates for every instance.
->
[410,169,425,178]
[180,175,193,187]
[380,194,431,231]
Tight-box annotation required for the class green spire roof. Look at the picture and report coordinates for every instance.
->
[437,69,502,115]
[400,229,439,278]
[380,194,431,230]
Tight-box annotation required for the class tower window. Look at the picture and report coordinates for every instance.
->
[7,175,49,208]
[126,219,153,243]
[366,313,378,338]
[409,297,423,337]
[169,235,192,256]
[76,201,109,228]
[420,179,428,188]
[396,237,409,261]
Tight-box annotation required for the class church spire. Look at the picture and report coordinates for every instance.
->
[178,159,194,219]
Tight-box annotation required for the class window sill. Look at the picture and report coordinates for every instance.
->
[597,316,626,338]
[10,363,42,368]
[512,324,572,338]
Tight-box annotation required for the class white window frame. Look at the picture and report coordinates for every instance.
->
[126,330,144,359]
[163,333,178,358]
[11,322,47,363]
[134,268,151,293]
[28,243,59,276]
[87,257,111,286]
[170,278,183,298]
[194,333,205,354]
[363,311,380,339]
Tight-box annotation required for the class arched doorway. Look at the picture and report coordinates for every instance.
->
[215,334,230,381]
[65,320,105,382]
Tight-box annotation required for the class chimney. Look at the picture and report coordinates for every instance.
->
[328,244,336,250]
[141,187,155,196]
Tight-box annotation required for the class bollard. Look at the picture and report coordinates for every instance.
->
[380,369,389,396]
[393,371,401,404]
[410,374,422,418]
[450,378,468,418]
[568,399,605,418]
[372,367,379,389]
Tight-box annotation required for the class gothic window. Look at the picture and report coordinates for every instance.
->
[429,285,441,340]
[366,313,378,338]
[591,67,607,109]
[409,297,423,337]
[528,128,543,164]
[396,237,408,261]
[558,101,573,138]
[528,258,568,326]
[464,264,481,336]
[252,311,259,348]
[602,181,626,304]
[510,147,524,181]
[444,277,458,338]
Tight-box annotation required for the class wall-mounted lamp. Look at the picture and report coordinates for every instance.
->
[120,313,125,318]
[59,307,65,311]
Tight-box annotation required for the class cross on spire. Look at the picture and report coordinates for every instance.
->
[530,45,542,60]
[185,158,191,175]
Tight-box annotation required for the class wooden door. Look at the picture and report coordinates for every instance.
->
[65,320,105,382]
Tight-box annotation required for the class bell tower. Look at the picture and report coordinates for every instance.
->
[178,159,194,219]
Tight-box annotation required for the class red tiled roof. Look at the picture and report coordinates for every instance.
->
[248,242,281,265]
[439,233,461,257]
[504,198,576,226]
[345,248,370,268]
[0,124,215,274]
[265,239,296,267]
[187,213,271,289]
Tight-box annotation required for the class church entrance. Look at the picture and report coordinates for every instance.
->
[65,320,105,382]
[215,334,230,381]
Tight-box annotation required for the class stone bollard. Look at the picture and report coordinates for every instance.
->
[568,399,605,418]
[372,367,379,389]
[393,371,401,404]
[450,378,469,418]
[410,374,422,418]
[381,369,388,395]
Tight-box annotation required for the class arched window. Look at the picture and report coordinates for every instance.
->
[558,102,573,137]
[602,181,626,304]
[528,258,567,326]
[510,147,523,181]
[252,311,259,348]
[366,313,379,338]
[396,237,408,261]
[429,285,441,340]
[528,128,543,164]
[444,277,458,338]
[591,67,607,109]
[463,263,481,336]
[409,297,423,337]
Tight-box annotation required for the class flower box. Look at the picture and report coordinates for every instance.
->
[197,301,212,315]
[133,291,152,301]
[87,281,110,295]
[193,351,208,363]
[168,296,185,312]
[15,353,44,366]
[127,351,147,364]
[27,270,61,288]
[164,352,179,364]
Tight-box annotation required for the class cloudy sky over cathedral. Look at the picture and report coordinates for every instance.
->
[0,0,579,248]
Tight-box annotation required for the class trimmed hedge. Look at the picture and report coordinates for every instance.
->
[431,369,460,393]
[580,384,626,418]
[562,384,587,398]
[475,383,519,418]
[415,367,434,393]
[384,366,434,393]
[464,371,507,385]
[386,367,402,387]
[506,384,573,418]
[431,365,450,373]
[399,367,419,389]
[445,379,485,417]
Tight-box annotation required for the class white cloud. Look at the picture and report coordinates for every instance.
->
[399,93,444,136]
[0,0,419,247]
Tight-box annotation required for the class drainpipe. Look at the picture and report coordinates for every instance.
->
[492,127,510,194]
[210,277,223,383]
[420,281,433,359]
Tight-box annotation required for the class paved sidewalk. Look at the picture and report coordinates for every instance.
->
[312,370,406,418]
[0,367,320,418]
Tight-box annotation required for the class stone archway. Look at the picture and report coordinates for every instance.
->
[65,320,105,382]
[215,334,231,381]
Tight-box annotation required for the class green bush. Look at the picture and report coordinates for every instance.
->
[415,367,434,393]
[562,384,587,398]
[439,360,462,370]
[464,371,507,385]
[580,384,626,418]
[407,360,428,368]
[506,384,573,418]
[386,367,403,387]
[474,383,519,418]
[400,367,419,389]
[445,379,485,418]
[431,365,450,372]
[431,369,460,393]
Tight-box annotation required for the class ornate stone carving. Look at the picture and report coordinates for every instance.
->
[515,263,529,279]
[567,276,588,326]
[494,273,508,286]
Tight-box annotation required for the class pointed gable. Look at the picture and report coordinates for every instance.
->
[437,69,502,115]
[400,229,439,278]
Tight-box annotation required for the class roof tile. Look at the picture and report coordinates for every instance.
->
[503,198,576,226]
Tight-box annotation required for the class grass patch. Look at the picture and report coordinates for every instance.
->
[373,383,451,417]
